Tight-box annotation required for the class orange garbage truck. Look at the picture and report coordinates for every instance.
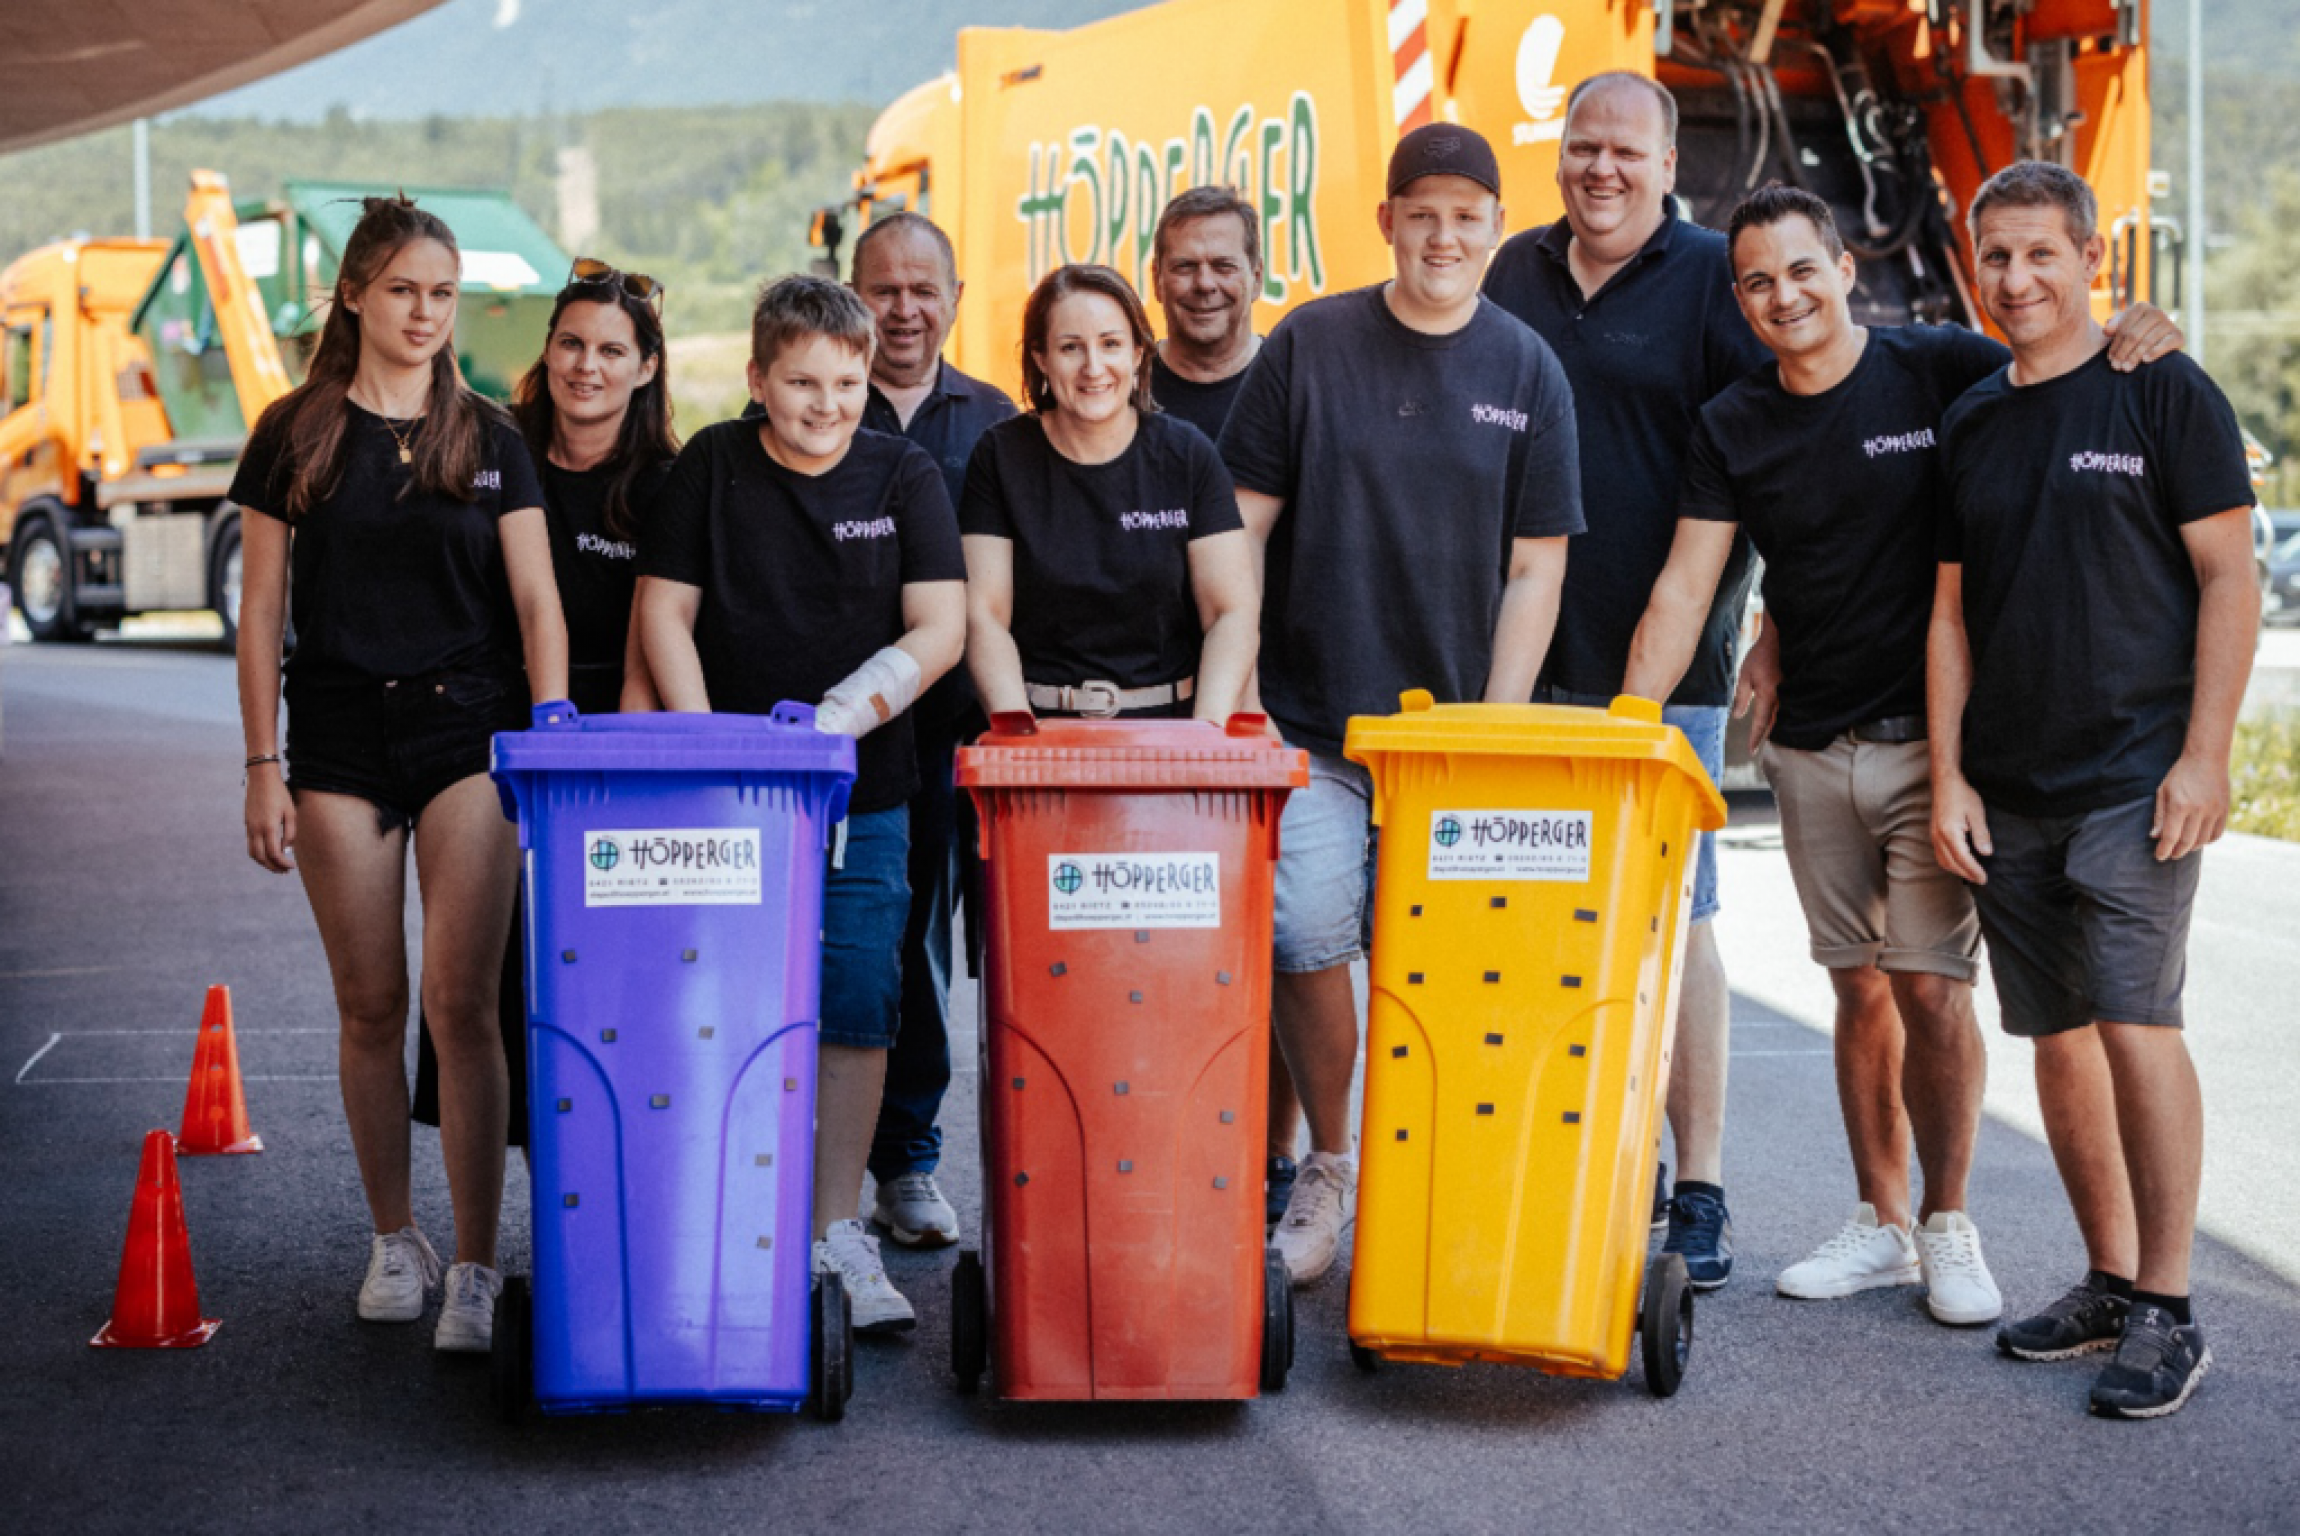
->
[820,0,2166,397]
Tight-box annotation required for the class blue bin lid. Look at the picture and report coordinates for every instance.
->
[491,702,858,781]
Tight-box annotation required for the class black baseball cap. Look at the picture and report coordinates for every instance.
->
[1386,123,1502,198]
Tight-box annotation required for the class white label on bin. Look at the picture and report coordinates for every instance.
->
[1047,852,1221,930]
[582,829,762,907]
[1427,810,1593,882]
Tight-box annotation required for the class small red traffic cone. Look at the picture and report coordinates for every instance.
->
[92,1130,220,1348]
[177,984,262,1155]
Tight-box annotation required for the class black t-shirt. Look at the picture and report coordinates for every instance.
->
[229,400,546,698]
[541,457,673,707]
[1940,349,2254,816]
[1681,325,2009,750]
[640,420,966,815]
[1483,209,1770,705]
[960,411,1242,691]
[1220,286,1583,755]
[1150,351,1252,444]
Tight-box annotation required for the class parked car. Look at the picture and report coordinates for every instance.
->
[2266,531,2300,627]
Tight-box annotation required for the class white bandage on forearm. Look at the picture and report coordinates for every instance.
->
[815,645,923,739]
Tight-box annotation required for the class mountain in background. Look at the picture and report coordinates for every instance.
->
[190,0,2299,122]
[194,0,1144,120]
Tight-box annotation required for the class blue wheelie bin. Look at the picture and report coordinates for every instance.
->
[489,705,856,1421]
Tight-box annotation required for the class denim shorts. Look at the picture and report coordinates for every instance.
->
[286,665,528,833]
[1272,753,1378,973]
[1970,795,2200,1036]
[1536,688,1724,922]
[818,805,911,1049]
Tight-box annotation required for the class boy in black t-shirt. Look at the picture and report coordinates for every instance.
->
[1222,124,1584,1287]
[636,277,967,1334]
[1931,163,2256,1420]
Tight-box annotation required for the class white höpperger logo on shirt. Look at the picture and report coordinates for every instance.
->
[473,469,501,490]
[833,516,898,541]
[2069,450,2146,477]
[1120,508,1191,532]
[576,531,636,560]
[1513,15,1568,145]
[1863,428,1936,458]
[1471,402,1530,432]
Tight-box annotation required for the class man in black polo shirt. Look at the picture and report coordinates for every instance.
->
[1149,185,1263,444]
[1932,161,2255,1420]
[848,212,1016,1248]
[1482,70,1768,1289]
[1624,184,2181,1330]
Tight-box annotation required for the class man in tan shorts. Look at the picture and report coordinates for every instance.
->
[1625,184,2180,1325]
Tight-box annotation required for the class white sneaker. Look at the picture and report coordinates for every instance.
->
[1914,1210,2004,1326]
[873,1171,960,1248]
[1271,1151,1355,1287]
[1776,1203,1921,1300]
[357,1226,442,1322]
[813,1218,916,1333]
[434,1261,503,1353]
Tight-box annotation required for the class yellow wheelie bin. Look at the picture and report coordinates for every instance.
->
[1340,691,1727,1396]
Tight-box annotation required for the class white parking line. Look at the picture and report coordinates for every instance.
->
[22,1075,337,1085]
[13,1028,339,1085]
[14,1034,60,1084]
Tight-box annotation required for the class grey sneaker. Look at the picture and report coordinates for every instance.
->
[1271,1152,1355,1287]
[434,1261,502,1353]
[1998,1279,2130,1361]
[872,1171,959,1248]
[814,1219,915,1333]
[1776,1203,1921,1300]
[2089,1306,2211,1419]
[357,1226,442,1323]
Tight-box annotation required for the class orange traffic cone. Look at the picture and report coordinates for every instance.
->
[177,984,262,1155]
[92,1130,221,1348]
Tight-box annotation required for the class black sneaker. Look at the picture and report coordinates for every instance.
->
[2088,1305,2211,1420]
[1264,1155,1298,1231]
[1662,1189,1733,1290]
[1650,1161,1669,1235]
[1996,1280,2129,1361]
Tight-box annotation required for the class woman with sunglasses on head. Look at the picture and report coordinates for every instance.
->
[962,263,1257,724]
[234,194,568,1356]
[411,258,678,1156]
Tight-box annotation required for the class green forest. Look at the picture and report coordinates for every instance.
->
[1,49,2293,483]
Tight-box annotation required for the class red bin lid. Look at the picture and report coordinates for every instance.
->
[956,712,1309,791]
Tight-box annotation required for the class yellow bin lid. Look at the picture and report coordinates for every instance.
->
[1343,691,1728,832]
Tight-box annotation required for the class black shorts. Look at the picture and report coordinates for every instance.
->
[1971,795,2201,1036]
[286,665,529,833]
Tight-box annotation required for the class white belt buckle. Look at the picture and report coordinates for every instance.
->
[1071,680,1122,718]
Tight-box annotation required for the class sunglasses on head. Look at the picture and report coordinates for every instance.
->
[567,257,665,315]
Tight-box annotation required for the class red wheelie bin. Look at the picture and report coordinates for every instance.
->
[953,713,1308,1400]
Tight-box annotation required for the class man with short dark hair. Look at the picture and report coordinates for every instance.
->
[1149,186,1263,443]
[1481,69,1769,1290]
[1625,183,2180,1327]
[847,210,1017,1248]
[1225,123,1583,1284]
[1931,160,2255,1419]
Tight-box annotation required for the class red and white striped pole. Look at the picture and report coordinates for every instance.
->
[1389,0,1434,133]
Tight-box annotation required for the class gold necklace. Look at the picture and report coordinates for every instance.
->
[377,412,418,465]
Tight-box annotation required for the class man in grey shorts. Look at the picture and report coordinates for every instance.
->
[1931,161,2256,1419]
[1222,123,1583,1283]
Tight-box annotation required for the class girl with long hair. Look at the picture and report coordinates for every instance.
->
[234,194,568,1354]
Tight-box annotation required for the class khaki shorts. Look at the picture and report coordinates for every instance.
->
[1761,737,1980,981]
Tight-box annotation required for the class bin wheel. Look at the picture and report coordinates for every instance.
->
[1640,1253,1693,1398]
[492,1274,532,1425]
[951,1248,988,1395]
[1259,1247,1291,1392]
[811,1274,850,1422]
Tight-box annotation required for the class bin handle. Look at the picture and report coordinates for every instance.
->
[1398,688,1436,713]
[771,700,818,729]
[1609,695,1664,724]
[987,709,1039,739]
[1224,712,1273,738]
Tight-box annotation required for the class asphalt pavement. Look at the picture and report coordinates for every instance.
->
[3,633,2296,1535]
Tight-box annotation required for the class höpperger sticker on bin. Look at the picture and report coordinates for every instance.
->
[1047,852,1220,930]
[584,828,763,907]
[1428,810,1592,881]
